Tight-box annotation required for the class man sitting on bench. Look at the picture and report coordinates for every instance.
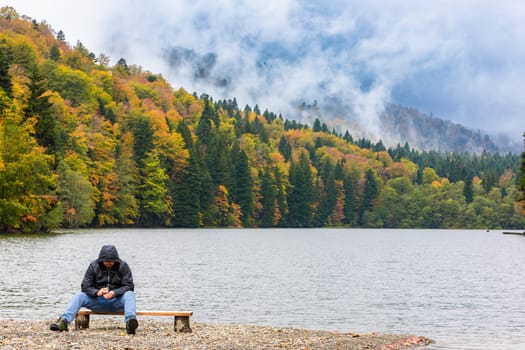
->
[50,245,138,334]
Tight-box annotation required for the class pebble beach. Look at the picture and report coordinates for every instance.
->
[0,319,433,350]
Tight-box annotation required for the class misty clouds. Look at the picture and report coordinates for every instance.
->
[8,0,525,143]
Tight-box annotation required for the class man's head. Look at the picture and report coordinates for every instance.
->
[102,261,115,269]
[97,245,121,266]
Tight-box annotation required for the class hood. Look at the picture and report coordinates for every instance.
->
[97,245,121,263]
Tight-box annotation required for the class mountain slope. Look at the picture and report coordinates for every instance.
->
[381,104,499,153]
[0,7,523,233]
[298,101,517,154]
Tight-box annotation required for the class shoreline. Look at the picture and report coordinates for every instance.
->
[0,319,433,349]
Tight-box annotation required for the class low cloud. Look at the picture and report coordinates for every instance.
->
[9,0,525,144]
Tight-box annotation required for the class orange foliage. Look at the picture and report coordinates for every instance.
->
[431,180,442,188]
[385,162,411,179]
[268,151,285,165]
[499,169,515,187]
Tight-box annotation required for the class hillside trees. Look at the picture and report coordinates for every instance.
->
[0,10,523,232]
[0,99,60,232]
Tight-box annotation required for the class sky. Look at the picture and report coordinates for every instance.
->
[5,0,525,145]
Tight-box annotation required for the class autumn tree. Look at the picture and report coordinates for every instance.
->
[137,151,171,226]
[213,185,241,227]
[112,132,139,224]
[57,157,95,227]
[0,102,60,232]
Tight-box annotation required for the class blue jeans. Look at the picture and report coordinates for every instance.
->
[61,291,136,324]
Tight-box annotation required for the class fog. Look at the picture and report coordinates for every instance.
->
[7,0,525,145]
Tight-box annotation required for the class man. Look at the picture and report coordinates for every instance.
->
[50,245,139,334]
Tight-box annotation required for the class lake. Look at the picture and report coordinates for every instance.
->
[1,228,524,349]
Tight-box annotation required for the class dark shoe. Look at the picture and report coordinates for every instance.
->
[50,318,68,332]
[126,317,138,334]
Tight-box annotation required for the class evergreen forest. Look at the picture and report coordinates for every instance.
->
[1,7,524,233]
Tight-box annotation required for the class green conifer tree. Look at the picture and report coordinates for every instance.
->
[234,150,254,226]
[314,160,337,226]
[259,168,277,227]
[343,171,358,225]
[286,152,314,227]
[0,39,13,97]
[359,169,379,225]
[25,67,60,156]
[172,121,202,227]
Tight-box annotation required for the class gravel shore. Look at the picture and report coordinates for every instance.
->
[0,319,433,350]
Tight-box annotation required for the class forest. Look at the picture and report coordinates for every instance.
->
[1,7,524,233]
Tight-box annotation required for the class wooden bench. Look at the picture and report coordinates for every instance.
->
[75,309,193,333]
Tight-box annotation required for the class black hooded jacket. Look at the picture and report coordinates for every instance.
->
[81,245,134,298]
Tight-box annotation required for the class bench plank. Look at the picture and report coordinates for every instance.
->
[75,309,193,333]
[77,310,193,317]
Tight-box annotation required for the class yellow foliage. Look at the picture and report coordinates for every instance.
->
[166,109,182,125]
[422,167,440,184]
[376,151,393,166]
[269,151,285,165]
[92,70,114,96]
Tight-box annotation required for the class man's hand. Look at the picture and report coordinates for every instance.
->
[97,287,109,297]
[103,290,115,299]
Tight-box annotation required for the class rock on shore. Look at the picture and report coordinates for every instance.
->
[0,319,433,349]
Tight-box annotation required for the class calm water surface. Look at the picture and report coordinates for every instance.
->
[1,228,524,349]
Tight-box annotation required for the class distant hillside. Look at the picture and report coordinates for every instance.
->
[298,102,519,154]
[381,104,499,153]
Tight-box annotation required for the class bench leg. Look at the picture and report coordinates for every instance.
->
[75,314,90,330]
[174,316,192,333]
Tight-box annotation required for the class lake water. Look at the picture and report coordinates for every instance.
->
[1,228,524,349]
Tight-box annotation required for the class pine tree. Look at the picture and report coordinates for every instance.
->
[259,168,276,227]
[172,121,201,227]
[113,132,139,225]
[206,131,232,188]
[196,98,214,144]
[274,167,287,226]
[49,44,61,61]
[278,136,292,162]
[25,67,60,156]
[359,169,379,225]
[0,39,13,97]
[129,113,154,167]
[313,118,322,132]
[286,152,314,227]
[56,30,66,42]
[234,150,254,226]
[343,171,358,225]
[463,177,474,204]
[314,160,337,226]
